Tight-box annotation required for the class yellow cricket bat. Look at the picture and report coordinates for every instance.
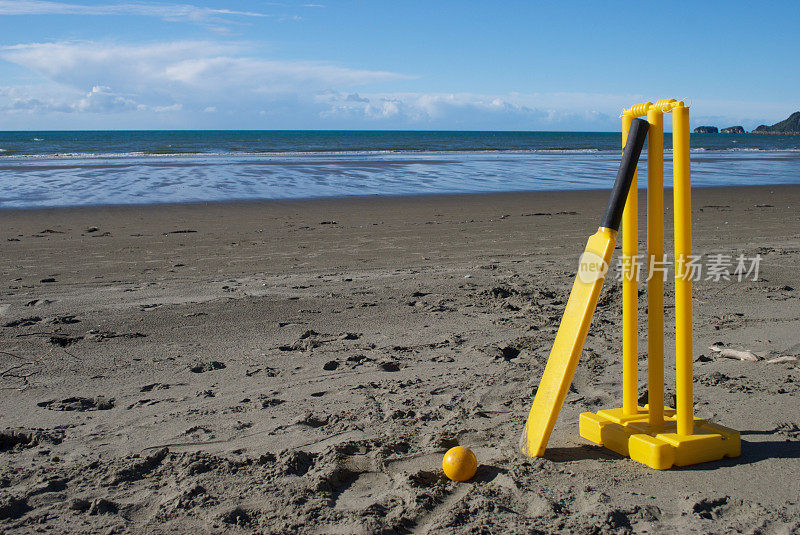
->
[521,118,648,457]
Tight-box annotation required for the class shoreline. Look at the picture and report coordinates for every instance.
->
[2,182,800,215]
[3,147,800,162]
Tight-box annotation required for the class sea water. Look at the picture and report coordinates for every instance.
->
[1,130,799,209]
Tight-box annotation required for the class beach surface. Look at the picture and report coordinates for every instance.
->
[1,186,799,533]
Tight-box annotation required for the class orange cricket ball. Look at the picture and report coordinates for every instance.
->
[442,446,478,482]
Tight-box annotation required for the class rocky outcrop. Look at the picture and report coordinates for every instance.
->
[751,112,800,134]
[693,126,718,134]
[721,126,745,134]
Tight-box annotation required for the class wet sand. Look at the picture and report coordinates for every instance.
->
[1,186,799,533]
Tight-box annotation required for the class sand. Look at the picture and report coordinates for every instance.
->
[1,186,799,534]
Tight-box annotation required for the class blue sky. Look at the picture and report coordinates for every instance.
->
[0,0,798,131]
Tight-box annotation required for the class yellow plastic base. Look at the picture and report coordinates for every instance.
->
[579,406,740,470]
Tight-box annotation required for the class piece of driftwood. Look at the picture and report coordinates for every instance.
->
[708,345,760,361]
[765,356,799,364]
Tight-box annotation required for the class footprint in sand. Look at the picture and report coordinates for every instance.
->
[3,316,42,327]
[140,383,171,392]
[49,335,83,347]
[0,428,65,451]
[37,396,114,411]
[49,315,80,324]
[188,361,226,373]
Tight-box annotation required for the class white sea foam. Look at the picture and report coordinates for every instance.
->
[4,146,800,163]
[0,149,580,160]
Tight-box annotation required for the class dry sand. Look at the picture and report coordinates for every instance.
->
[1,186,799,534]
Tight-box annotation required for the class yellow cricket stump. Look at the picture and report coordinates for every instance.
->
[579,99,741,469]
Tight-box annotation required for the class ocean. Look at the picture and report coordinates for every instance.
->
[1,130,799,209]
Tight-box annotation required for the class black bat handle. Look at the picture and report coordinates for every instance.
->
[600,117,649,231]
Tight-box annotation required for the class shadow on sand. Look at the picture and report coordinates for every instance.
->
[538,432,799,470]
[679,438,800,471]
[543,444,623,463]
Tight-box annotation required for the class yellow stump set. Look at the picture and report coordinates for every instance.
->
[578,99,741,469]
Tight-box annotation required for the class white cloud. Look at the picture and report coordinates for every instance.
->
[6,96,72,113]
[0,40,410,122]
[0,55,642,128]
[0,83,185,114]
[314,90,637,129]
[0,1,270,27]
[75,85,138,113]
[0,41,406,102]
[1,84,73,113]
[3,39,793,129]
[345,93,369,103]
[151,103,183,113]
[311,90,800,130]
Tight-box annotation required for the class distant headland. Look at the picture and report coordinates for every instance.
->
[751,112,800,134]
[693,111,800,134]
[721,126,746,134]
